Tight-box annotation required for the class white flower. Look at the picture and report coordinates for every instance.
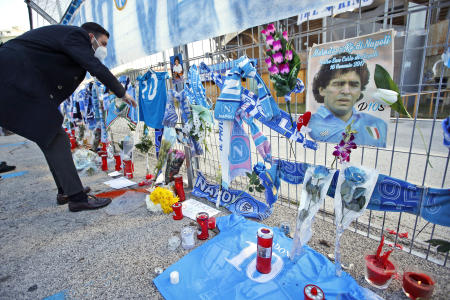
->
[372,88,398,105]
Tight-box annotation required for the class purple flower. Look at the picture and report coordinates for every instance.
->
[272,40,282,52]
[333,133,357,163]
[266,23,275,34]
[272,52,283,64]
[265,35,274,47]
[265,57,272,68]
[285,50,293,61]
[268,65,279,75]
[279,63,290,74]
[261,29,268,36]
[282,31,288,40]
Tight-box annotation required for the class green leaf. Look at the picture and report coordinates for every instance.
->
[258,184,265,190]
[246,172,252,178]
[255,187,263,193]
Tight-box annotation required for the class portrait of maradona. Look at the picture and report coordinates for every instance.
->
[308,52,388,148]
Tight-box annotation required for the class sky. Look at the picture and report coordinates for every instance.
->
[0,0,31,30]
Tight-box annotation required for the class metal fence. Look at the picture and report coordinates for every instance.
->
[110,0,450,267]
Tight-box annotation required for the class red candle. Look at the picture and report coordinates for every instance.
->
[101,155,108,171]
[365,254,396,289]
[402,272,435,300]
[114,155,122,171]
[208,217,216,229]
[196,212,209,240]
[256,227,273,274]
[123,159,133,178]
[172,202,183,220]
[174,175,185,201]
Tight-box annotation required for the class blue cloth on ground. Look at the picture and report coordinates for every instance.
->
[42,291,66,300]
[1,171,28,179]
[154,214,368,300]
[0,141,27,148]
[192,172,272,220]
[137,71,169,129]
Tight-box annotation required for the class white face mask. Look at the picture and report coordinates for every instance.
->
[92,36,107,61]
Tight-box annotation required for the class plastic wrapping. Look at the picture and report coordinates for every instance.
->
[72,148,100,176]
[104,191,147,215]
[290,166,335,261]
[165,150,185,184]
[334,165,379,276]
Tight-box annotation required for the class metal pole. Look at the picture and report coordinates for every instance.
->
[25,0,33,30]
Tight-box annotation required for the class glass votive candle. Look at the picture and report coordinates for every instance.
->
[208,217,216,229]
[402,272,435,299]
[181,226,195,250]
[172,202,183,220]
[196,212,209,240]
[174,175,185,201]
[364,254,396,289]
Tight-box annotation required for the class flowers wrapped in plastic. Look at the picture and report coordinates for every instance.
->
[165,150,185,184]
[182,104,213,152]
[290,165,335,261]
[154,127,177,182]
[334,165,379,276]
[261,23,301,125]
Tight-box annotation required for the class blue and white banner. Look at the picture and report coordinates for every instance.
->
[273,160,450,227]
[62,0,343,69]
[297,0,374,24]
[192,172,273,220]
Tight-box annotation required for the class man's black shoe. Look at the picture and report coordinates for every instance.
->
[68,195,111,212]
[57,186,91,205]
[0,162,15,173]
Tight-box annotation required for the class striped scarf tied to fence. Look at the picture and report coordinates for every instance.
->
[214,56,256,121]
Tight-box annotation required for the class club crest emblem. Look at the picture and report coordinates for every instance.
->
[114,0,127,11]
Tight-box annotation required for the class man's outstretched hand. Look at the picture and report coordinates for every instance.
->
[122,92,137,108]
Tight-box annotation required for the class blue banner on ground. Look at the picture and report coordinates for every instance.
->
[154,214,374,300]
[192,172,272,220]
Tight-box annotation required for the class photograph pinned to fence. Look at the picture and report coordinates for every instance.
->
[306,30,394,148]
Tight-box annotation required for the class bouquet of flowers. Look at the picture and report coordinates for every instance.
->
[149,187,179,214]
[182,105,213,151]
[261,23,301,124]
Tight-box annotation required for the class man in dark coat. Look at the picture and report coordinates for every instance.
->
[0,22,136,212]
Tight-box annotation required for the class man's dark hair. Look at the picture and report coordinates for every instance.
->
[81,22,110,38]
[174,56,180,63]
[312,52,370,103]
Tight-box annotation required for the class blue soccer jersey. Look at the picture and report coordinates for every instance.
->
[137,71,169,129]
[154,214,370,299]
[309,106,388,148]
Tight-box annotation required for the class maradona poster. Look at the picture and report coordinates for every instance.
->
[306,30,394,148]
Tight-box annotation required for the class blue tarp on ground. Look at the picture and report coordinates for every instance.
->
[154,214,375,300]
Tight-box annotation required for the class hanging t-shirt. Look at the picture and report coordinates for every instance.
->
[154,214,371,300]
[137,71,169,129]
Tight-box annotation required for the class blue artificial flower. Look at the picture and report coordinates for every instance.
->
[344,166,366,185]
[253,162,266,175]
[313,165,329,179]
